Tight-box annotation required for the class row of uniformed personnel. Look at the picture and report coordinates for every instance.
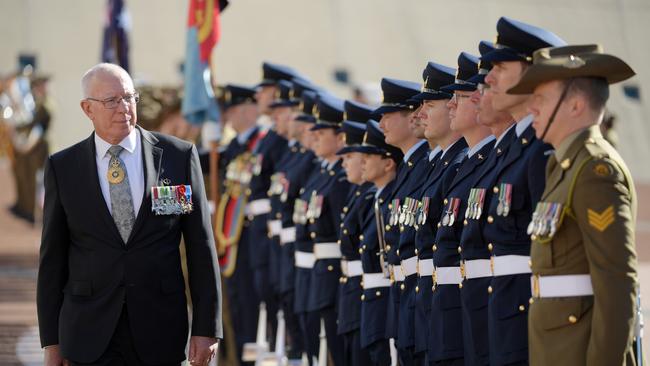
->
[213,15,639,366]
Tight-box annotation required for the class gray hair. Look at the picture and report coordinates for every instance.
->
[81,63,133,98]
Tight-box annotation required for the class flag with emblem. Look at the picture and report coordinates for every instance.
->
[181,0,229,125]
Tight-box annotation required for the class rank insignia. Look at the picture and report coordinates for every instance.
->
[587,206,615,232]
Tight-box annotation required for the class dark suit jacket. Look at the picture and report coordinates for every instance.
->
[37,127,222,365]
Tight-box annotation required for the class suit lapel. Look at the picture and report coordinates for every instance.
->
[126,127,162,244]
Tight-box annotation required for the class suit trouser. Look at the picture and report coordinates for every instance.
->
[12,139,47,217]
[342,328,372,366]
[69,306,180,366]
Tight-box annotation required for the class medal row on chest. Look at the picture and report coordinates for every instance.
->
[386,183,515,229]
[225,153,263,185]
[293,191,324,224]
[151,184,193,215]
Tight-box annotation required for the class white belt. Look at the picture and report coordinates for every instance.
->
[280,227,296,245]
[313,243,342,259]
[245,199,271,216]
[492,255,532,277]
[462,259,493,279]
[532,274,593,298]
[363,273,392,289]
[295,251,315,269]
[268,220,282,236]
[434,266,462,285]
[417,259,434,277]
[400,256,418,277]
[392,265,405,282]
[341,260,363,277]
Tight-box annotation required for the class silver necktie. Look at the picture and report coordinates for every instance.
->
[107,145,135,243]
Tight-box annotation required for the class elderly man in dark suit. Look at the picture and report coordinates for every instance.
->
[37,63,222,366]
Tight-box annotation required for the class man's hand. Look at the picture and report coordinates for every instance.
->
[43,345,68,366]
[188,336,219,365]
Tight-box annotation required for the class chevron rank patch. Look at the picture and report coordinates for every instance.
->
[587,205,615,232]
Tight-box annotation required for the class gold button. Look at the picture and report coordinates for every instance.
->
[337,240,341,244]
[327,265,334,271]
[531,234,538,241]
[568,315,577,324]
[343,229,349,234]
[246,188,252,196]
[437,222,442,228]
[310,232,316,239]
[359,248,363,254]
[339,277,345,283]
[399,226,405,232]
[329,171,335,176]
[375,290,381,297]
[488,243,493,251]
[458,283,463,289]
[361,295,365,301]
[519,305,525,312]
[363,245,367,250]
[528,260,532,268]
[415,286,420,293]
[247,215,254,221]
[493,186,499,194]
[359,235,364,241]
[487,216,494,224]
[340,223,344,228]
[457,246,462,253]
[356,191,361,196]
[432,245,437,251]
[463,219,468,226]
[529,297,534,305]
[267,191,272,197]
[276,213,282,219]
[386,245,391,251]
[444,198,449,205]
[414,249,419,255]
[388,204,393,210]
[309,218,315,224]
[360,281,364,287]
[400,284,405,290]
[396,249,400,256]
[488,286,493,294]
[385,225,391,231]
[343,206,348,213]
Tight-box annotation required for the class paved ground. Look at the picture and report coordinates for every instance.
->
[1,156,649,365]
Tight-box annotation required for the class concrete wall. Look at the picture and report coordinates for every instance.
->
[2,0,649,180]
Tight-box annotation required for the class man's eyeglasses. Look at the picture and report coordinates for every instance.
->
[86,93,140,109]
[477,84,490,96]
[451,93,472,103]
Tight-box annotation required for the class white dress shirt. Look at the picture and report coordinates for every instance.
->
[95,128,145,216]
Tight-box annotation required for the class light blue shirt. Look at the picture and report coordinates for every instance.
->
[467,135,495,158]
[516,114,534,137]
[403,140,427,163]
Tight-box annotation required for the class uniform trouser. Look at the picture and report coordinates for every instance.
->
[281,290,305,357]
[225,230,260,365]
[399,346,425,366]
[318,306,344,366]
[430,358,464,366]
[299,311,320,365]
[253,264,278,345]
[12,139,47,217]
[342,329,372,366]
[365,339,391,366]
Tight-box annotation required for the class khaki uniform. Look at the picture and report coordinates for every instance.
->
[529,125,638,365]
